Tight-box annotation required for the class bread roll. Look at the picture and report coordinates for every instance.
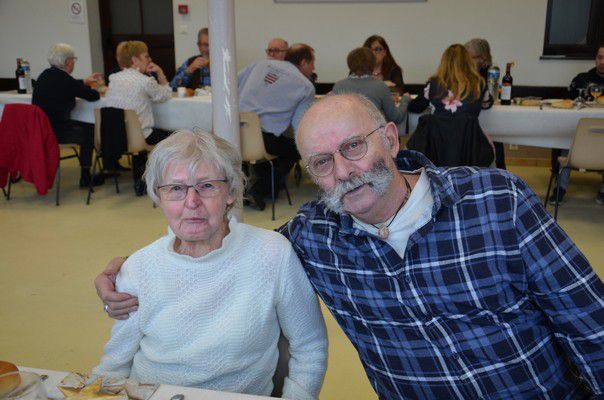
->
[551,99,574,109]
[0,361,20,396]
[597,96,604,105]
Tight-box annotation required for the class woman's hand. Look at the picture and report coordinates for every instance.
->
[95,257,138,320]
[384,80,396,88]
[146,62,168,85]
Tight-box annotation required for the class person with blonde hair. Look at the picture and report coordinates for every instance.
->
[104,40,172,195]
[409,43,492,117]
[407,44,494,167]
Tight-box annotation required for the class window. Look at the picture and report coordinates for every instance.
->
[542,0,604,59]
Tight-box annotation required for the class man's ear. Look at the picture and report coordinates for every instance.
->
[384,122,400,157]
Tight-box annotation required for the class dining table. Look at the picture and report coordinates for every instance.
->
[407,103,604,150]
[0,91,213,134]
[19,366,274,400]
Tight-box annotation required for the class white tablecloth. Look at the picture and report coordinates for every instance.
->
[408,104,604,150]
[20,366,272,400]
[0,92,213,133]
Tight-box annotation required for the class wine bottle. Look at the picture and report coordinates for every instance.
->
[16,58,26,94]
[500,63,513,105]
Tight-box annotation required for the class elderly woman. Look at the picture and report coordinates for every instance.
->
[363,35,405,93]
[93,130,328,399]
[104,41,172,195]
[333,47,409,125]
[32,43,104,187]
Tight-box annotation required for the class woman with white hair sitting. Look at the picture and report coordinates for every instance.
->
[32,43,105,187]
[93,130,328,400]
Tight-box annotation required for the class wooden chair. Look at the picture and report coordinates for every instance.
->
[544,117,604,220]
[87,108,153,204]
[239,112,291,220]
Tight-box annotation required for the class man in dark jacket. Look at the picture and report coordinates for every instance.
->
[32,43,104,187]
[170,28,210,89]
[569,45,604,99]
[550,45,604,205]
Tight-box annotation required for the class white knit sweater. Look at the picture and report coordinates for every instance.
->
[93,219,328,399]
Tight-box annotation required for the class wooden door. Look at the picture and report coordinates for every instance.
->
[99,0,175,79]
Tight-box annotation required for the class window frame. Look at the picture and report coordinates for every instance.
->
[542,0,604,59]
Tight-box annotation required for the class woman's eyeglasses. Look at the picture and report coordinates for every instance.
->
[305,125,384,177]
[157,179,227,201]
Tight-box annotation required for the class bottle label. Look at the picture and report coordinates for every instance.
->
[501,85,512,100]
[18,77,26,90]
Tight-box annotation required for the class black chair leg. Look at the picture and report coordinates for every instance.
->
[544,170,555,209]
[269,160,275,221]
[55,164,61,206]
[7,175,12,200]
[283,181,292,206]
[554,168,564,221]
[86,154,101,205]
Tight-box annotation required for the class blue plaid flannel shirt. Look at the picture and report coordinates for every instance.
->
[280,151,604,399]
[170,58,211,89]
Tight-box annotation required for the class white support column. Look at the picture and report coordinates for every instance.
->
[208,0,239,150]
[207,0,242,220]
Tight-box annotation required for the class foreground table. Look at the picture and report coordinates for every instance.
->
[408,104,604,150]
[20,366,273,400]
[0,92,213,133]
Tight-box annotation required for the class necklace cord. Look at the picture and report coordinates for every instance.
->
[371,173,412,231]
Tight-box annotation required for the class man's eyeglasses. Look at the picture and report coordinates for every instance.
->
[266,48,287,55]
[305,125,384,177]
[157,179,227,201]
[371,47,385,54]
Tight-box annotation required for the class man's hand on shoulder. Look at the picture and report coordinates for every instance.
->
[95,257,138,320]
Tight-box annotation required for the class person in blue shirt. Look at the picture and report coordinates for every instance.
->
[96,93,604,399]
[170,28,211,89]
[237,43,316,210]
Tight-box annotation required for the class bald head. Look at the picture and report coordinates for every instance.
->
[296,93,386,158]
[266,38,288,60]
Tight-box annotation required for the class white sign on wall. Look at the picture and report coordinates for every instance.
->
[68,0,87,24]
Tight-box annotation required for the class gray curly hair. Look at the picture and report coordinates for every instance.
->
[143,130,245,210]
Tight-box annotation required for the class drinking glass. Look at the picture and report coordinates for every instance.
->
[590,85,602,100]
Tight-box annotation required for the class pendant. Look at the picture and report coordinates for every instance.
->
[377,226,390,239]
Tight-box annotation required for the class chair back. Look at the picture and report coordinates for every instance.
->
[94,108,153,154]
[0,103,59,194]
[407,114,494,167]
[567,118,604,171]
[124,109,153,153]
[240,112,271,162]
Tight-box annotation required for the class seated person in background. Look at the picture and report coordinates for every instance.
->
[266,37,289,61]
[465,37,506,169]
[408,44,493,116]
[332,47,409,126]
[32,43,104,188]
[550,44,604,205]
[407,44,494,167]
[171,28,211,90]
[569,44,604,100]
[104,41,172,195]
[363,35,404,93]
[238,43,316,210]
[92,130,328,400]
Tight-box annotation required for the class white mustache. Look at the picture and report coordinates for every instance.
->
[320,159,393,214]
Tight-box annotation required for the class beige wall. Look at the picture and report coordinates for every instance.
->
[0,0,596,86]
[0,0,103,80]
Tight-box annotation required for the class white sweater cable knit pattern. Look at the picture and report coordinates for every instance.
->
[93,219,328,399]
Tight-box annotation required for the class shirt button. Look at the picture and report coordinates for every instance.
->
[405,275,411,284]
